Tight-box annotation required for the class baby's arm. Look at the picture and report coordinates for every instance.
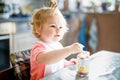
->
[37,43,84,64]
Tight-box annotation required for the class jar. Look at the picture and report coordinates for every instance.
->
[76,51,90,78]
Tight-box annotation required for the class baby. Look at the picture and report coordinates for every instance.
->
[29,0,89,80]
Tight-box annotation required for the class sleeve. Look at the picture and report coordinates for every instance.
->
[31,42,46,62]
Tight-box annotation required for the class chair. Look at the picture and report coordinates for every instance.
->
[10,49,31,80]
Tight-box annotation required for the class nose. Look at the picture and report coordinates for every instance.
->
[56,27,60,33]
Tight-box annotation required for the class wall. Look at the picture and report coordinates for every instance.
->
[9,0,49,52]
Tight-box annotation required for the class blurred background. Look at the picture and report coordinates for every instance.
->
[0,0,120,70]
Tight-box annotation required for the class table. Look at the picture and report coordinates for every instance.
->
[42,65,88,80]
[42,50,120,80]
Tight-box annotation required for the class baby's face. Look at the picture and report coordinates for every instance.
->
[39,15,67,43]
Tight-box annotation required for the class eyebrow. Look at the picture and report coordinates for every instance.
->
[49,24,56,26]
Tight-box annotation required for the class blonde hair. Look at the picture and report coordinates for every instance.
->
[30,0,68,39]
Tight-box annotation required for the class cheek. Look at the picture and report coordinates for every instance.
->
[40,30,54,42]
[44,29,54,37]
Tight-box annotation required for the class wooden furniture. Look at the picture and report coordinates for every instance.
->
[0,49,31,80]
[10,49,31,80]
[0,68,17,80]
[86,7,120,54]
[96,12,120,52]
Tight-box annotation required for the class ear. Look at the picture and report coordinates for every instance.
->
[36,25,43,35]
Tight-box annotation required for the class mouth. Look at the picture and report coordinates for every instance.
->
[55,35,60,37]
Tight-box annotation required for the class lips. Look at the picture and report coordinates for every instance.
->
[55,35,60,37]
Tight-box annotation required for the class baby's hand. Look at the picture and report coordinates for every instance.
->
[70,58,77,65]
[64,58,77,67]
[69,43,84,54]
[77,51,90,60]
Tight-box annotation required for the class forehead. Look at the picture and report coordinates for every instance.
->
[45,15,66,26]
[48,9,66,23]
